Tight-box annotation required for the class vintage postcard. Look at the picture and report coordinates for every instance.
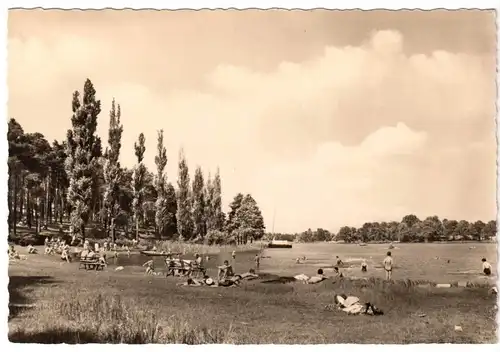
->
[5,3,498,345]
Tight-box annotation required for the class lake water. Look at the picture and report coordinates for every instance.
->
[110,242,497,283]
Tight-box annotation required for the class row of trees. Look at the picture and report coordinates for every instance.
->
[7,78,266,244]
[269,215,497,243]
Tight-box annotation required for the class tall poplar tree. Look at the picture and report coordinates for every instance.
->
[132,133,147,241]
[154,130,168,238]
[103,99,123,243]
[65,79,102,240]
[192,166,206,240]
[211,168,225,231]
[176,149,193,240]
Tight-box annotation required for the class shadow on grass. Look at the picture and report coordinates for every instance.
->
[8,275,58,320]
[9,328,101,344]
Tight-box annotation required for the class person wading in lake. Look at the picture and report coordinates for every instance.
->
[383,251,393,280]
[336,256,343,266]
[361,260,368,273]
[482,258,492,276]
[254,254,261,270]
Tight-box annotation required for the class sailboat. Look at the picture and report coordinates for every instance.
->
[267,207,293,249]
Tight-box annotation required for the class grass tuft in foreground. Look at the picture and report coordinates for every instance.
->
[9,293,235,344]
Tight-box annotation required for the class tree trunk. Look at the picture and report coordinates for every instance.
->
[59,192,64,224]
[135,212,139,241]
[19,177,24,223]
[35,198,40,234]
[44,174,50,229]
[8,173,13,234]
[13,174,18,236]
[27,191,32,229]
[81,223,86,242]
[110,218,115,244]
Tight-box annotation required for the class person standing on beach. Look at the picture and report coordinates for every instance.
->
[232,250,236,260]
[383,252,393,280]
[254,254,261,270]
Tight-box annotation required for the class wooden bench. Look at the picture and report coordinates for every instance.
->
[164,259,206,278]
[79,259,106,271]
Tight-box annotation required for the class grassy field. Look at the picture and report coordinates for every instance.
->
[8,243,498,344]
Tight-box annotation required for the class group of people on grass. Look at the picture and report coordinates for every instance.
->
[293,250,493,282]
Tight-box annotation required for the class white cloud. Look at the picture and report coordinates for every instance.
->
[8,29,496,232]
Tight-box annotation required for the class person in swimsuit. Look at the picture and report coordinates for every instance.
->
[143,260,155,275]
[361,260,368,272]
[482,258,492,276]
[334,266,344,278]
[218,260,234,280]
[307,269,328,284]
[383,251,393,280]
[336,256,343,266]
[254,254,261,270]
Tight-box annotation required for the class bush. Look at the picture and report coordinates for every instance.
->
[205,230,228,245]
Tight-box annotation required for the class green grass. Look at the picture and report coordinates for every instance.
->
[8,250,498,344]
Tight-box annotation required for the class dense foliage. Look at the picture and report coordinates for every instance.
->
[268,215,497,243]
[7,79,266,244]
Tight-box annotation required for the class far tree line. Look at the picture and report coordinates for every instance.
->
[267,214,497,243]
[7,78,266,245]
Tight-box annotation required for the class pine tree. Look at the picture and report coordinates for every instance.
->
[132,133,147,241]
[103,99,123,243]
[192,166,206,240]
[154,130,168,239]
[176,149,193,240]
[65,79,102,240]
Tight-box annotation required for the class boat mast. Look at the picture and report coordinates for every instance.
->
[272,207,276,234]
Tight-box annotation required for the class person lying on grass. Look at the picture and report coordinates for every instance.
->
[239,268,259,280]
[218,260,234,280]
[327,294,384,316]
[177,275,240,288]
[27,244,37,254]
[177,276,214,287]
[294,269,328,284]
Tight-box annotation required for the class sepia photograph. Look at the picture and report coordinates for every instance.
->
[5,7,498,344]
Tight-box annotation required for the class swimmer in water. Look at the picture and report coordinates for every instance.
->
[361,260,368,272]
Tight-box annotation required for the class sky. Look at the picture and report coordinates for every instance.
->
[7,9,497,233]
